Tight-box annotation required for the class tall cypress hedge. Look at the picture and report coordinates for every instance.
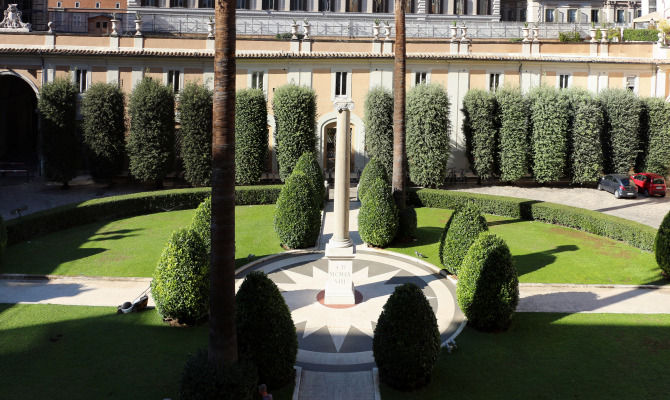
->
[599,89,641,174]
[127,77,175,186]
[528,86,569,183]
[179,82,213,187]
[38,78,79,187]
[562,87,593,181]
[462,89,498,180]
[641,97,670,175]
[571,93,604,184]
[236,88,268,185]
[406,83,451,187]
[495,87,528,182]
[81,82,126,182]
[272,84,317,181]
[364,86,394,179]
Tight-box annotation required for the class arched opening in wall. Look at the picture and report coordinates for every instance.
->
[322,121,355,180]
[0,74,39,173]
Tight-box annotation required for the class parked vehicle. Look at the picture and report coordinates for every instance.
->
[630,172,667,197]
[597,174,637,199]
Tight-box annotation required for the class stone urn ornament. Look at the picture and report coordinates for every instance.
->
[134,13,142,36]
[291,20,298,40]
[450,22,458,41]
[532,24,539,41]
[303,19,310,40]
[373,19,380,40]
[383,21,391,40]
[522,23,530,42]
[207,17,214,38]
[460,24,469,42]
[589,26,597,43]
[600,28,608,43]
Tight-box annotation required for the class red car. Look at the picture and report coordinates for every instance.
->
[630,173,667,197]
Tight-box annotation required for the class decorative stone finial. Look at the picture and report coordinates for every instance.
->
[47,21,54,34]
[0,4,32,31]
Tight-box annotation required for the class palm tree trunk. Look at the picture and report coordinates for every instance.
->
[392,0,406,210]
[209,0,238,366]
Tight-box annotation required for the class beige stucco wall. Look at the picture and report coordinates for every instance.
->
[184,68,203,85]
[236,69,247,90]
[0,34,44,46]
[312,68,331,120]
[572,71,588,89]
[639,73,652,96]
[144,38,206,49]
[541,71,556,86]
[609,72,624,88]
[56,35,108,47]
[503,70,519,87]
[267,68,287,111]
[431,69,449,88]
[92,66,107,84]
[540,43,590,55]
[469,70,487,90]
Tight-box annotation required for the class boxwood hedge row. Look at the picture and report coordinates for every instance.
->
[5,185,282,246]
[408,188,656,251]
[463,89,498,180]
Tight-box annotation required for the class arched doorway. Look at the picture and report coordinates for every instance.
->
[322,121,355,180]
[0,73,39,172]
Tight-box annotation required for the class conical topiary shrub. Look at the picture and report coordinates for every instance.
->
[358,158,388,202]
[373,283,441,390]
[191,196,211,255]
[293,151,325,209]
[236,271,297,389]
[151,227,209,325]
[457,232,519,331]
[274,171,321,249]
[655,211,670,277]
[438,202,488,275]
[358,177,398,247]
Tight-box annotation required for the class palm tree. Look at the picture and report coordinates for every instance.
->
[392,0,406,211]
[209,0,238,366]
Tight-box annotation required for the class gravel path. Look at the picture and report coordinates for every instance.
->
[454,186,670,228]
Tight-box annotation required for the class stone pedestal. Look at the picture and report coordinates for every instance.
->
[324,246,355,305]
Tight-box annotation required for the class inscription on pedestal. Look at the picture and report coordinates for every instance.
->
[324,259,355,305]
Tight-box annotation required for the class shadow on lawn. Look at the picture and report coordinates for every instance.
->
[392,227,444,248]
[513,244,579,277]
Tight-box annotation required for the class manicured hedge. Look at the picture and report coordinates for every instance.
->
[358,157,388,202]
[274,172,321,249]
[0,215,6,261]
[570,92,604,184]
[5,186,282,246]
[558,31,582,42]
[406,83,451,187]
[408,188,656,251]
[528,86,569,183]
[438,202,489,274]
[235,88,268,185]
[179,82,213,187]
[623,28,659,42]
[293,151,325,209]
[600,89,641,174]
[272,84,317,181]
[655,211,670,276]
[462,89,497,180]
[496,87,528,182]
[358,177,398,247]
[364,86,394,179]
[641,97,670,175]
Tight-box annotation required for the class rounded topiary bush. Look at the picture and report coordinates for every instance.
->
[179,349,257,400]
[274,171,321,249]
[457,232,519,331]
[358,177,398,247]
[358,158,388,202]
[191,197,211,254]
[438,203,488,275]
[179,82,213,187]
[236,88,268,185]
[293,151,325,209]
[236,271,297,389]
[364,86,394,179]
[151,227,209,325]
[0,215,6,261]
[373,283,440,391]
[655,211,670,277]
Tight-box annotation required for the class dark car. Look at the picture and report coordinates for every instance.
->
[630,172,667,197]
[597,174,637,199]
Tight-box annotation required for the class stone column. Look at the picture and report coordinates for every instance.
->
[328,101,353,250]
[527,0,540,23]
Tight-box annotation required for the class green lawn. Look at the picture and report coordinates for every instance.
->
[0,304,293,400]
[389,207,663,285]
[2,205,280,277]
[381,312,670,399]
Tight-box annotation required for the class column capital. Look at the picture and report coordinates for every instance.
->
[334,100,354,112]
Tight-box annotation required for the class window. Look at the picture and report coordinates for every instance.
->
[74,1,80,7]
[96,22,100,28]
[429,0,441,14]
[167,70,181,92]
[75,69,88,93]
[626,76,637,92]
[415,72,427,86]
[567,9,576,23]
[345,0,360,11]
[103,21,107,28]
[170,0,185,7]
[335,71,347,96]
[371,0,387,12]
[95,2,100,7]
[262,0,278,10]
[115,2,120,7]
[291,0,308,10]
[454,0,465,15]
[199,0,213,7]
[56,1,62,7]
[545,9,554,22]
[237,0,248,8]
[489,73,501,92]
[636,9,642,18]
[591,9,599,23]
[251,71,264,90]
[616,9,625,22]
[519,9,526,21]
[558,74,570,89]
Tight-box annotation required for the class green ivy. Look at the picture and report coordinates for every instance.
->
[406,83,451,187]
[236,88,268,185]
[272,84,317,181]
[364,86,394,179]
[179,83,213,187]
[81,82,126,182]
[528,86,569,182]
[463,89,498,180]
[623,29,658,42]
[495,87,528,182]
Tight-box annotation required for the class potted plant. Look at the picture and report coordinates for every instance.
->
[290,19,298,40]
[373,18,380,40]
[522,22,530,42]
[450,21,458,41]
[589,21,597,43]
